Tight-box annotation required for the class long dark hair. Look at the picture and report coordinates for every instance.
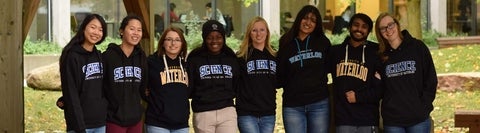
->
[281,5,325,43]
[59,13,107,67]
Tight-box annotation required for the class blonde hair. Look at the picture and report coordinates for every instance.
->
[374,12,403,62]
[237,16,276,61]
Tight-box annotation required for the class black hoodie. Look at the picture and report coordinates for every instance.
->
[277,34,331,107]
[61,44,107,133]
[102,43,147,126]
[145,52,189,129]
[236,48,277,116]
[381,30,437,126]
[328,37,382,126]
[187,45,241,112]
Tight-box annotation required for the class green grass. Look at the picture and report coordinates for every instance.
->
[25,44,480,133]
[432,90,480,133]
[431,44,480,73]
[24,87,64,133]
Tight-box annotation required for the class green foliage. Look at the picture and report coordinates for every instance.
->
[422,30,441,47]
[226,35,241,51]
[420,29,469,48]
[23,39,62,55]
[326,31,349,45]
[237,0,258,7]
[23,37,121,55]
[97,37,122,52]
[270,34,280,51]
[184,19,204,51]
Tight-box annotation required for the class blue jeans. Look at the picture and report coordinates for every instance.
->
[67,126,106,133]
[238,115,275,133]
[383,117,431,133]
[145,124,189,133]
[283,98,329,133]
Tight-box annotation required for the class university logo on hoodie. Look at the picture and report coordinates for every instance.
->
[160,66,188,85]
[288,50,323,64]
[83,62,103,80]
[113,66,143,82]
[199,64,233,79]
[385,60,416,78]
[247,59,276,74]
[336,60,368,81]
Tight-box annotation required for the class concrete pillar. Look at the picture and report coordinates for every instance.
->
[430,0,447,34]
[262,0,280,35]
[52,0,71,47]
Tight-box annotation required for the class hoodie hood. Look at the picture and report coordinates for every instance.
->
[385,30,414,55]
[341,36,368,64]
[188,44,236,59]
[71,44,100,55]
[106,43,144,58]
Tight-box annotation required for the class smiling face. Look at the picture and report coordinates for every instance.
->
[299,13,317,36]
[349,18,370,42]
[83,18,104,46]
[163,31,183,58]
[378,16,400,43]
[250,21,268,48]
[121,19,143,46]
[205,31,224,55]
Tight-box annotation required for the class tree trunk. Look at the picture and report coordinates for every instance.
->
[0,0,24,132]
[407,0,422,39]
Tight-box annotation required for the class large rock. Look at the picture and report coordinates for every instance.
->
[26,62,61,91]
[437,72,480,92]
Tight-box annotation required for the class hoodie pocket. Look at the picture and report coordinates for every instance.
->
[82,97,107,124]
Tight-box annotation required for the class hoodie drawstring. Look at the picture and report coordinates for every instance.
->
[163,54,186,83]
[295,35,311,67]
[344,43,367,64]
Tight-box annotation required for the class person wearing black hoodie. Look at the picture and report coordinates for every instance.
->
[375,13,437,132]
[102,14,147,133]
[59,13,108,133]
[235,16,277,133]
[144,27,190,133]
[277,5,332,133]
[328,13,382,133]
[188,20,241,133]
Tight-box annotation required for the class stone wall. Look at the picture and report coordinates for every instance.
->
[24,55,59,78]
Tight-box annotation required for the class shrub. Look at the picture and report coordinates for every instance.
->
[23,37,122,55]
[23,38,61,55]
[270,34,280,51]
[97,37,122,52]
[184,20,204,51]
[422,30,441,47]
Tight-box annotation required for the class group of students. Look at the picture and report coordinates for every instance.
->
[59,4,437,133]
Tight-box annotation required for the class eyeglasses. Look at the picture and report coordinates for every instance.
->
[379,22,396,33]
[164,38,181,43]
